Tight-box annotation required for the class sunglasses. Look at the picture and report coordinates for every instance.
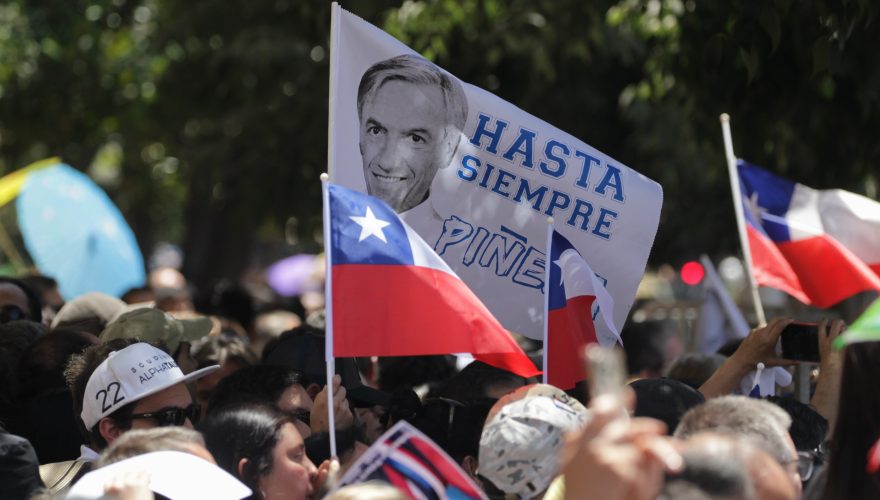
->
[0,305,26,324]
[129,403,201,427]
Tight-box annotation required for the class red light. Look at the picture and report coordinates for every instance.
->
[681,261,705,285]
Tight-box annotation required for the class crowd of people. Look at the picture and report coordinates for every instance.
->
[0,269,877,500]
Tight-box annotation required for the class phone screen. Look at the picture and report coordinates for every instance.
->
[780,322,820,363]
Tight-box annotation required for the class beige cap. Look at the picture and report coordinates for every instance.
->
[100,308,212,353]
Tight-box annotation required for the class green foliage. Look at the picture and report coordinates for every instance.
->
[1,0,878,286]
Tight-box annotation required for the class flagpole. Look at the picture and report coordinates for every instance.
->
[542,217,553,381]
[322,3,341,459]
[320,173,338,459]
[720,113,766,326]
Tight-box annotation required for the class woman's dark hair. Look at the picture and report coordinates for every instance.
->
[200,403,291,499]
[823,342,880,500]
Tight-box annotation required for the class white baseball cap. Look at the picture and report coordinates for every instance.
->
[478,395,588,498]
[81,343,220,429]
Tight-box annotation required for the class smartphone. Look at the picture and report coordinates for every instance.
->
[584,345,626,401]
[780,322,820,363]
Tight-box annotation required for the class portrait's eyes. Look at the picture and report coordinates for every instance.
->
[366,125,384,136]
[408,133,426,144]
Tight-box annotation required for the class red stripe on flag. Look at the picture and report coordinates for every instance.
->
[747,225,810,304]
[748,226,880,307]
[547,295,597,390]
[777,235,880,308]
[332,264,540,378]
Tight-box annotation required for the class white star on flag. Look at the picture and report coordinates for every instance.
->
[746,192,768,225]
[349,206,391,243]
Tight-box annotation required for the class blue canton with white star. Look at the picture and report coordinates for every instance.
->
[329,184,414,266]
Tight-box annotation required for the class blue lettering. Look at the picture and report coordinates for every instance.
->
[566,199,594,230]
[469,113,508,154]
[435,216,474,255]
[479,234,526,277]
[545,191,570,216]
[591,208,618,239]
[478,162,495,189]
[512,247,545,289]
[539,140,569,178]
[501,128,536,168]
[574,150,601,189]
[512,179,548,211]
[491,168,516,198]
[458,155,480,182]
[594,164,625,202]
[463,226,489,266]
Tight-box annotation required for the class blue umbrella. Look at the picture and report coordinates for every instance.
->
[16,163,145,299]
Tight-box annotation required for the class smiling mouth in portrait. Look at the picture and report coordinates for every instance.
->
[372,171,408,183]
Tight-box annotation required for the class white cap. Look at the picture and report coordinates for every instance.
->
[478,396,587,498]
[81,343,219,429]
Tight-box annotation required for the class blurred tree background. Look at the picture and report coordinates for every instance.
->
[1,0,878,291]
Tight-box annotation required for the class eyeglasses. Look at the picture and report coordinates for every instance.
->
[797,449,825,482]
[128,403,201,427]
[0,304,26,323]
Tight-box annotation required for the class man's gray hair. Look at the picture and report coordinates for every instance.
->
[357,54,468,131]
[96,427,206,468]
[674,395,793,465]
[661,433,757,500]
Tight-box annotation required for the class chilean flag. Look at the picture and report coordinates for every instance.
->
[545,229,620,389]
[738,161,880,308]
[326,183,540,378]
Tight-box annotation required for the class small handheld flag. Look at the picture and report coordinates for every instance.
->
[543,226,619,390]
[324,182,539,378]
[738,161,880,308]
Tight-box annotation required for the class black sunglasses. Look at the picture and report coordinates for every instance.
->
[0,304,26,324]
[129,403,200,427]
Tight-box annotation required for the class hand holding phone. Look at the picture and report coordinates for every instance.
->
[780,322,820,363]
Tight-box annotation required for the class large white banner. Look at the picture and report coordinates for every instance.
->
[329,6,663,342]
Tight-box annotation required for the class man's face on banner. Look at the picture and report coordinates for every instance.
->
[359,80,453,213]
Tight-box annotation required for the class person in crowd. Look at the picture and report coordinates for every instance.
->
[478,394,588,499]
[0,276,44,324]
[629,377,704,435]
[99,307,214,374]
[191,335,258,421]
[621,320,682,380]
[324,482,408,500]
[252,309,301,357]
[356,54,468,216]
[39,340,218,493]
[675,395,802,498]
[95,427,215,468]
[665,352,727,389]
[120,285,155,305]
[559,393,683,500]
[662,432,797,500]
[200,403,327,500]
[407,396,494,478]
[0,320,47,426]
[808,340,880,500]
[13,328,98,463]
[50,292,130,335]
[20,274,64,323]
[0,424,44,500]
[208,364,322,439]
[432,360,527,401]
